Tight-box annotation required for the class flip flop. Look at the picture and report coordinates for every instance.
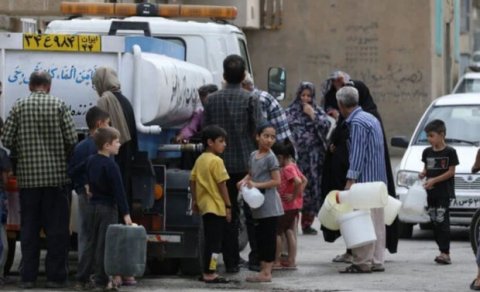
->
[471,279,480,290]
[435,254,452,265]
[339,264,372,274]
[280,262,297,270]
[371,266,385,272]
[272,264,284,270]
[121,279,137,286]
[204,277,231,284]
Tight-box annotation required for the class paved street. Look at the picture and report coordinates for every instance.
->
[3,224,476,292]
[4,157,478,291]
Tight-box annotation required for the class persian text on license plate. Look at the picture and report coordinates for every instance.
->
[450,198,480,208]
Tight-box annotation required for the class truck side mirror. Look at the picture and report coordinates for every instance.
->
[268,67,286,101]
[391,136,409,148]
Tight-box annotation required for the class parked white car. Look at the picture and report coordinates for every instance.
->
[452,72,480,93]
[391,93,480,238]
[469,51,480,72]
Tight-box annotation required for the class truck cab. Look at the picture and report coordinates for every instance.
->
[46,16,253,87]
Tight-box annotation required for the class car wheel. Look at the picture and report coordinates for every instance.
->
[470,208,480,255]
[419,223,433,230]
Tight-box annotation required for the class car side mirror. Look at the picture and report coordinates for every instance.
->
[268,67,286,101]
[391,136,409,148]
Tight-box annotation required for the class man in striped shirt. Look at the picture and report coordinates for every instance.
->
[241,73,292,143]
[336,86,387,274]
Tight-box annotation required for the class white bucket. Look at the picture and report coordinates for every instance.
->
[241,186,265,209]
[402,183,427,216]
[383,196,402,226]
[337,182,388,209]
[319,190,353,230]
[338,210,377,249]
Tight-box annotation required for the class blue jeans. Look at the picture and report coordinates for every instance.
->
[76,190,89,262]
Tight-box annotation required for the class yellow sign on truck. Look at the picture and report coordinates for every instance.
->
[22,34,101,52]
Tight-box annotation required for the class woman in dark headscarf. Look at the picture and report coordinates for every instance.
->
[320,70,398,260]
[92,67,138,287]
[286,82,331,235]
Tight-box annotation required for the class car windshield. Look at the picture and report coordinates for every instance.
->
[414,105,480,146]
[453,78,480,93]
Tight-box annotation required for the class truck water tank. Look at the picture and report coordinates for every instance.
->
[121,52,213,128]
[104,224,147,277]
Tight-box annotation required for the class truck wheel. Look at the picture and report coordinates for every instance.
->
[4,233,17,275]
[147,258,180,275]
[180,258,201,276]
[470,208,480,255]
[180,221,204,276]
[398,222,413,238]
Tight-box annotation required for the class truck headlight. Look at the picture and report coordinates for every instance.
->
[397,171,419,188]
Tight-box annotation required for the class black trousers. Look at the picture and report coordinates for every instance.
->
[255,216,278,263]
[222,172,245,269]
[427,195,450,253]
[76,204,118,286]
[202,213,225,274]
[243,203,258,265]
[19,186,70,283]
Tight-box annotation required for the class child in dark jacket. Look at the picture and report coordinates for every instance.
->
[76,127,132,291]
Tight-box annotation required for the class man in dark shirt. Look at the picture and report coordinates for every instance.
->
[204,55,262,273]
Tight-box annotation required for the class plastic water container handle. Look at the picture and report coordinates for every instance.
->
[336,190,349,204]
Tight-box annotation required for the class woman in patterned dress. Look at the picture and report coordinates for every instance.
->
[286,82,331,235]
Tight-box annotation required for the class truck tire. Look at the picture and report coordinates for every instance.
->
[470,208,480,255]
[398,222,414,239]
[4,236,16,275]
[180,222,204,276]
[147,258,180,275]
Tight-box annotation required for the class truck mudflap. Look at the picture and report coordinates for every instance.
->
[147,226,202,259]
[147,232,182,243]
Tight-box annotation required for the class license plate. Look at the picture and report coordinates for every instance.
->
[450,198,480,208]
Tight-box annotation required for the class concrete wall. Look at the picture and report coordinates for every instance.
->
[0,0,466,157]
[243,0,451,155]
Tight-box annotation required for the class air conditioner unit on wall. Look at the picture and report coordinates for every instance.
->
[183,0,260,29]
[235,0,260,29]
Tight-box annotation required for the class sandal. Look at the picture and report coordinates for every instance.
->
[122,277,137,286]
[339,264,372,274]
[434,254,451,265]
[371,264,385,272]
[332,253,353,263]
[272,263,284,270]
[280,261,297,270]
[204,277,231,284]
[471,279,480,290]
